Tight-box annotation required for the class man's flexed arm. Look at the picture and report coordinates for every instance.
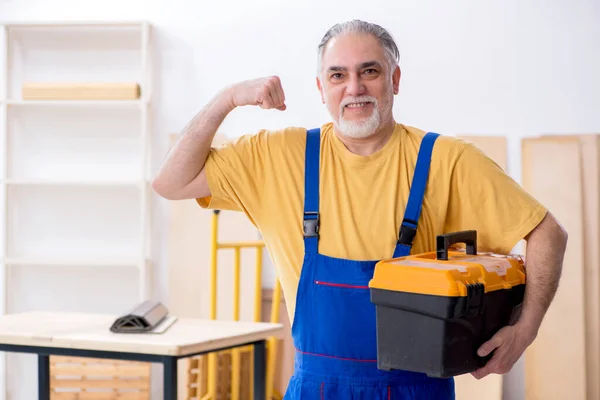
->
[151,76,287,200]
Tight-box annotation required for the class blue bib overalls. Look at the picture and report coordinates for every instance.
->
[284,128,455,399]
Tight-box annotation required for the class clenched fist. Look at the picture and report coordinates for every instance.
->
[229,76,287,111]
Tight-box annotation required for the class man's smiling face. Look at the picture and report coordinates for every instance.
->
[317,32,400,139]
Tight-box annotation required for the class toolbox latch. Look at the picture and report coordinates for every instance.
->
[465,283,485,317]
[303,212,320,238]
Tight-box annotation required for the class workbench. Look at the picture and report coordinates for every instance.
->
[0,311,283,399]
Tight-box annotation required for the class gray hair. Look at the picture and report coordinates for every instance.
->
[317,20,400,75]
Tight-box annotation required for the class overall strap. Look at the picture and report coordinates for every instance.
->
[303,128,321,254]
[393,132,440,258]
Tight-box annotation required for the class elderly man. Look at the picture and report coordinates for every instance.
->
[153,19,567,399]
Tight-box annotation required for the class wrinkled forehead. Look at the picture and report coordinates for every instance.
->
[321,33,388,72]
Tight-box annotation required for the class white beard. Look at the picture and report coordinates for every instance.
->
[330,96,381,139]
[335,107,381,139]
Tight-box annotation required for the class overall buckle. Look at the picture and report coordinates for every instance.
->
[303,212,320,238]
[397,219,417,245]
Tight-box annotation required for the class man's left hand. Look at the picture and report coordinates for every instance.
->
[471,324,535,380]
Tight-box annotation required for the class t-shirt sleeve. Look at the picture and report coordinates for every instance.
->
[444,142,548,254]
[196,130,271,224]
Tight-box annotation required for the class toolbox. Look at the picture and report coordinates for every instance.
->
[369,230,526,378]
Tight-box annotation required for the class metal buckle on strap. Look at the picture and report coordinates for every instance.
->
[397,219,417,245]
[303,212,320,238]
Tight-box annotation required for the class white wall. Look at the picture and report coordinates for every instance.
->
[0,0,599,399]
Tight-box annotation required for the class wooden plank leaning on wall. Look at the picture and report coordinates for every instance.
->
[454,135,508,400]
[577,135,600,400]
[522,136,587,400]
[523,134,600,400]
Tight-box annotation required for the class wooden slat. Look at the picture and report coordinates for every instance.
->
[51,377,149,390]
[454,135,508,400]
[52,365,149,377]
[218,351,232,400]
[51,391,148,400]
[51,356,147,366]
[240,349,252,400]
[522,136,586,400]
[194,354,208,399]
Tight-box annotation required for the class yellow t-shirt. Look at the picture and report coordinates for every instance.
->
[197,122,547,323]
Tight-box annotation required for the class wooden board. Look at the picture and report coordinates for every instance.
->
[21,82,140,100]
[454,135,508,400]
[458,135,508,171]
[577,135,600,400]
[539,134,600,400]
[522,137,586,400]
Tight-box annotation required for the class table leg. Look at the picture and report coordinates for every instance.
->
[163,356,178,400]
[38,354,49,400]
[253,340,266,400]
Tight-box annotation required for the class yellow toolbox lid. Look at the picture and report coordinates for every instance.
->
[369,230,526,297]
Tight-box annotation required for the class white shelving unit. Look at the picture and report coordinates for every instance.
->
[0,21,152,399]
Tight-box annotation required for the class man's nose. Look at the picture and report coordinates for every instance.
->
[346,75,366,96]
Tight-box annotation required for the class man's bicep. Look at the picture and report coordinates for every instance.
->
[174,167,210,200]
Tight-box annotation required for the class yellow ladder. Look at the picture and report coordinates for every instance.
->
[190,210,283,400]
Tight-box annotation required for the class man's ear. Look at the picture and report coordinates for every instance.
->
[316,76,325,103]
[393,65,401,95]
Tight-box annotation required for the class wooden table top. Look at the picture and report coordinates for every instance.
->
[0,311,283,356]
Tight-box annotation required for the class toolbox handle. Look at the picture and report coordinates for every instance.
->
[436,230,477,260]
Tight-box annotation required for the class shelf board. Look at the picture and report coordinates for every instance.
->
[3,180,145,187]
[0,21,149,28]
[2,258,142,267]
[2,99,148,107]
